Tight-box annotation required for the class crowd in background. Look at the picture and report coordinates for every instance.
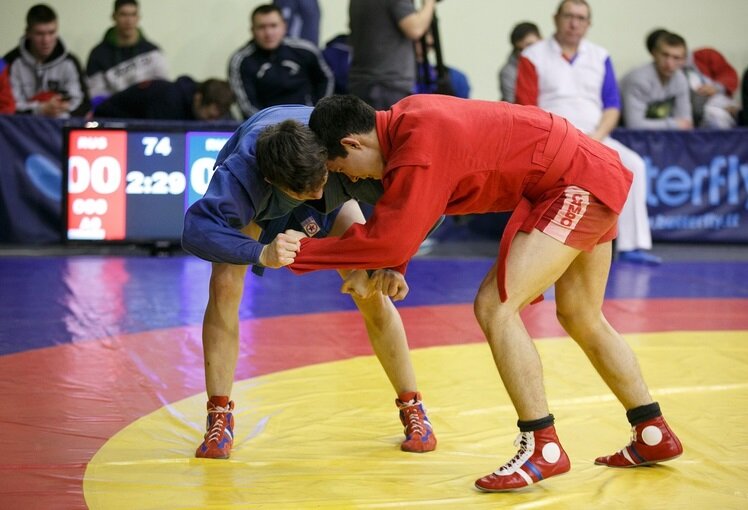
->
[0,0,745,128]
[0,0,746,264]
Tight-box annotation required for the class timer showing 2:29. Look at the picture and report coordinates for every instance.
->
[125,170,187,195]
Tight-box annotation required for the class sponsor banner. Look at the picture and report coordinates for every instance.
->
[1,114,745,244]
[613,129,748,242]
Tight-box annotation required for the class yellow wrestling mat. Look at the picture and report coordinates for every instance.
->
[84,330,748,509]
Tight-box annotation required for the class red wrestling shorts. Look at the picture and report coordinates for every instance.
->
[529,186,618,251]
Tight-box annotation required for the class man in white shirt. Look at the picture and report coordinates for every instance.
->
[516,0,660,265]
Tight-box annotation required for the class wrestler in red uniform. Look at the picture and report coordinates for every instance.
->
[260,94,683,492]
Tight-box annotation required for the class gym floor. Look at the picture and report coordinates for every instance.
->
[1,233,747,509]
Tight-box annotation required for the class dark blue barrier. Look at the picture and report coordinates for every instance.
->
[0,115,65,243]
[612,128,748,242]
[0,114,746,244]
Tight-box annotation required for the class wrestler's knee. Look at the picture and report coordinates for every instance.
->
[556,302,585,334]
[473,287,516,332]
[556,304,604,342]
[209,263,247,305]
[555,302,574,332]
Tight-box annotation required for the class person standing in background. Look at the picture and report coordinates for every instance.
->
[348,0,436,109]
[516,0,661,265]
[322,33,352,94]
[414,30,471,99]
[273,0,321,46]
[86,0,169,107]
[498,22,540,103]
[4,3,89,118]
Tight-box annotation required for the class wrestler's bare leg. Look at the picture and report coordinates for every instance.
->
[473,229,579,420]
[202,222,261,399]
[556,242,681,469]
[330,200,417,394]
[202,206,418,397]
[473,229,579,490]
[203,262,247,399]
[324,199,433,452]
[196,222,262,458]
[555,242,653,409]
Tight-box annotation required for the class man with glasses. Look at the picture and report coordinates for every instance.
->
[516,0,661,265]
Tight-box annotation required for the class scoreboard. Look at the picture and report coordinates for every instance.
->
[63,127,233,243]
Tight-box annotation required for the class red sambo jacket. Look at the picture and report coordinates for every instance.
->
[291,95,632,300]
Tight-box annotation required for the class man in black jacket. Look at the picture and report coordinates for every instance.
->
[228,4,333,118]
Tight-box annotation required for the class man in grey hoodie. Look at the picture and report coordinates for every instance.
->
[4,3,90,118]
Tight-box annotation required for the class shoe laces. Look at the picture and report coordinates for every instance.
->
[496,432,533,474]
[628,425,639,446]
[398,400,427,437]
[204,405,231,444]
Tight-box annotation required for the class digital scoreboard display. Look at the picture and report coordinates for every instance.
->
[63,127,233,244]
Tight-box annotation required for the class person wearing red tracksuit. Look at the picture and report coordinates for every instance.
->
[258,94,683,492]
[0,58,15,113]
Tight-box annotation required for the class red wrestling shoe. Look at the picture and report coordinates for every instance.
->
[475,425,570,492]
[595,415,682,467]
[195,398,235,459]
[396,392,437,453]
